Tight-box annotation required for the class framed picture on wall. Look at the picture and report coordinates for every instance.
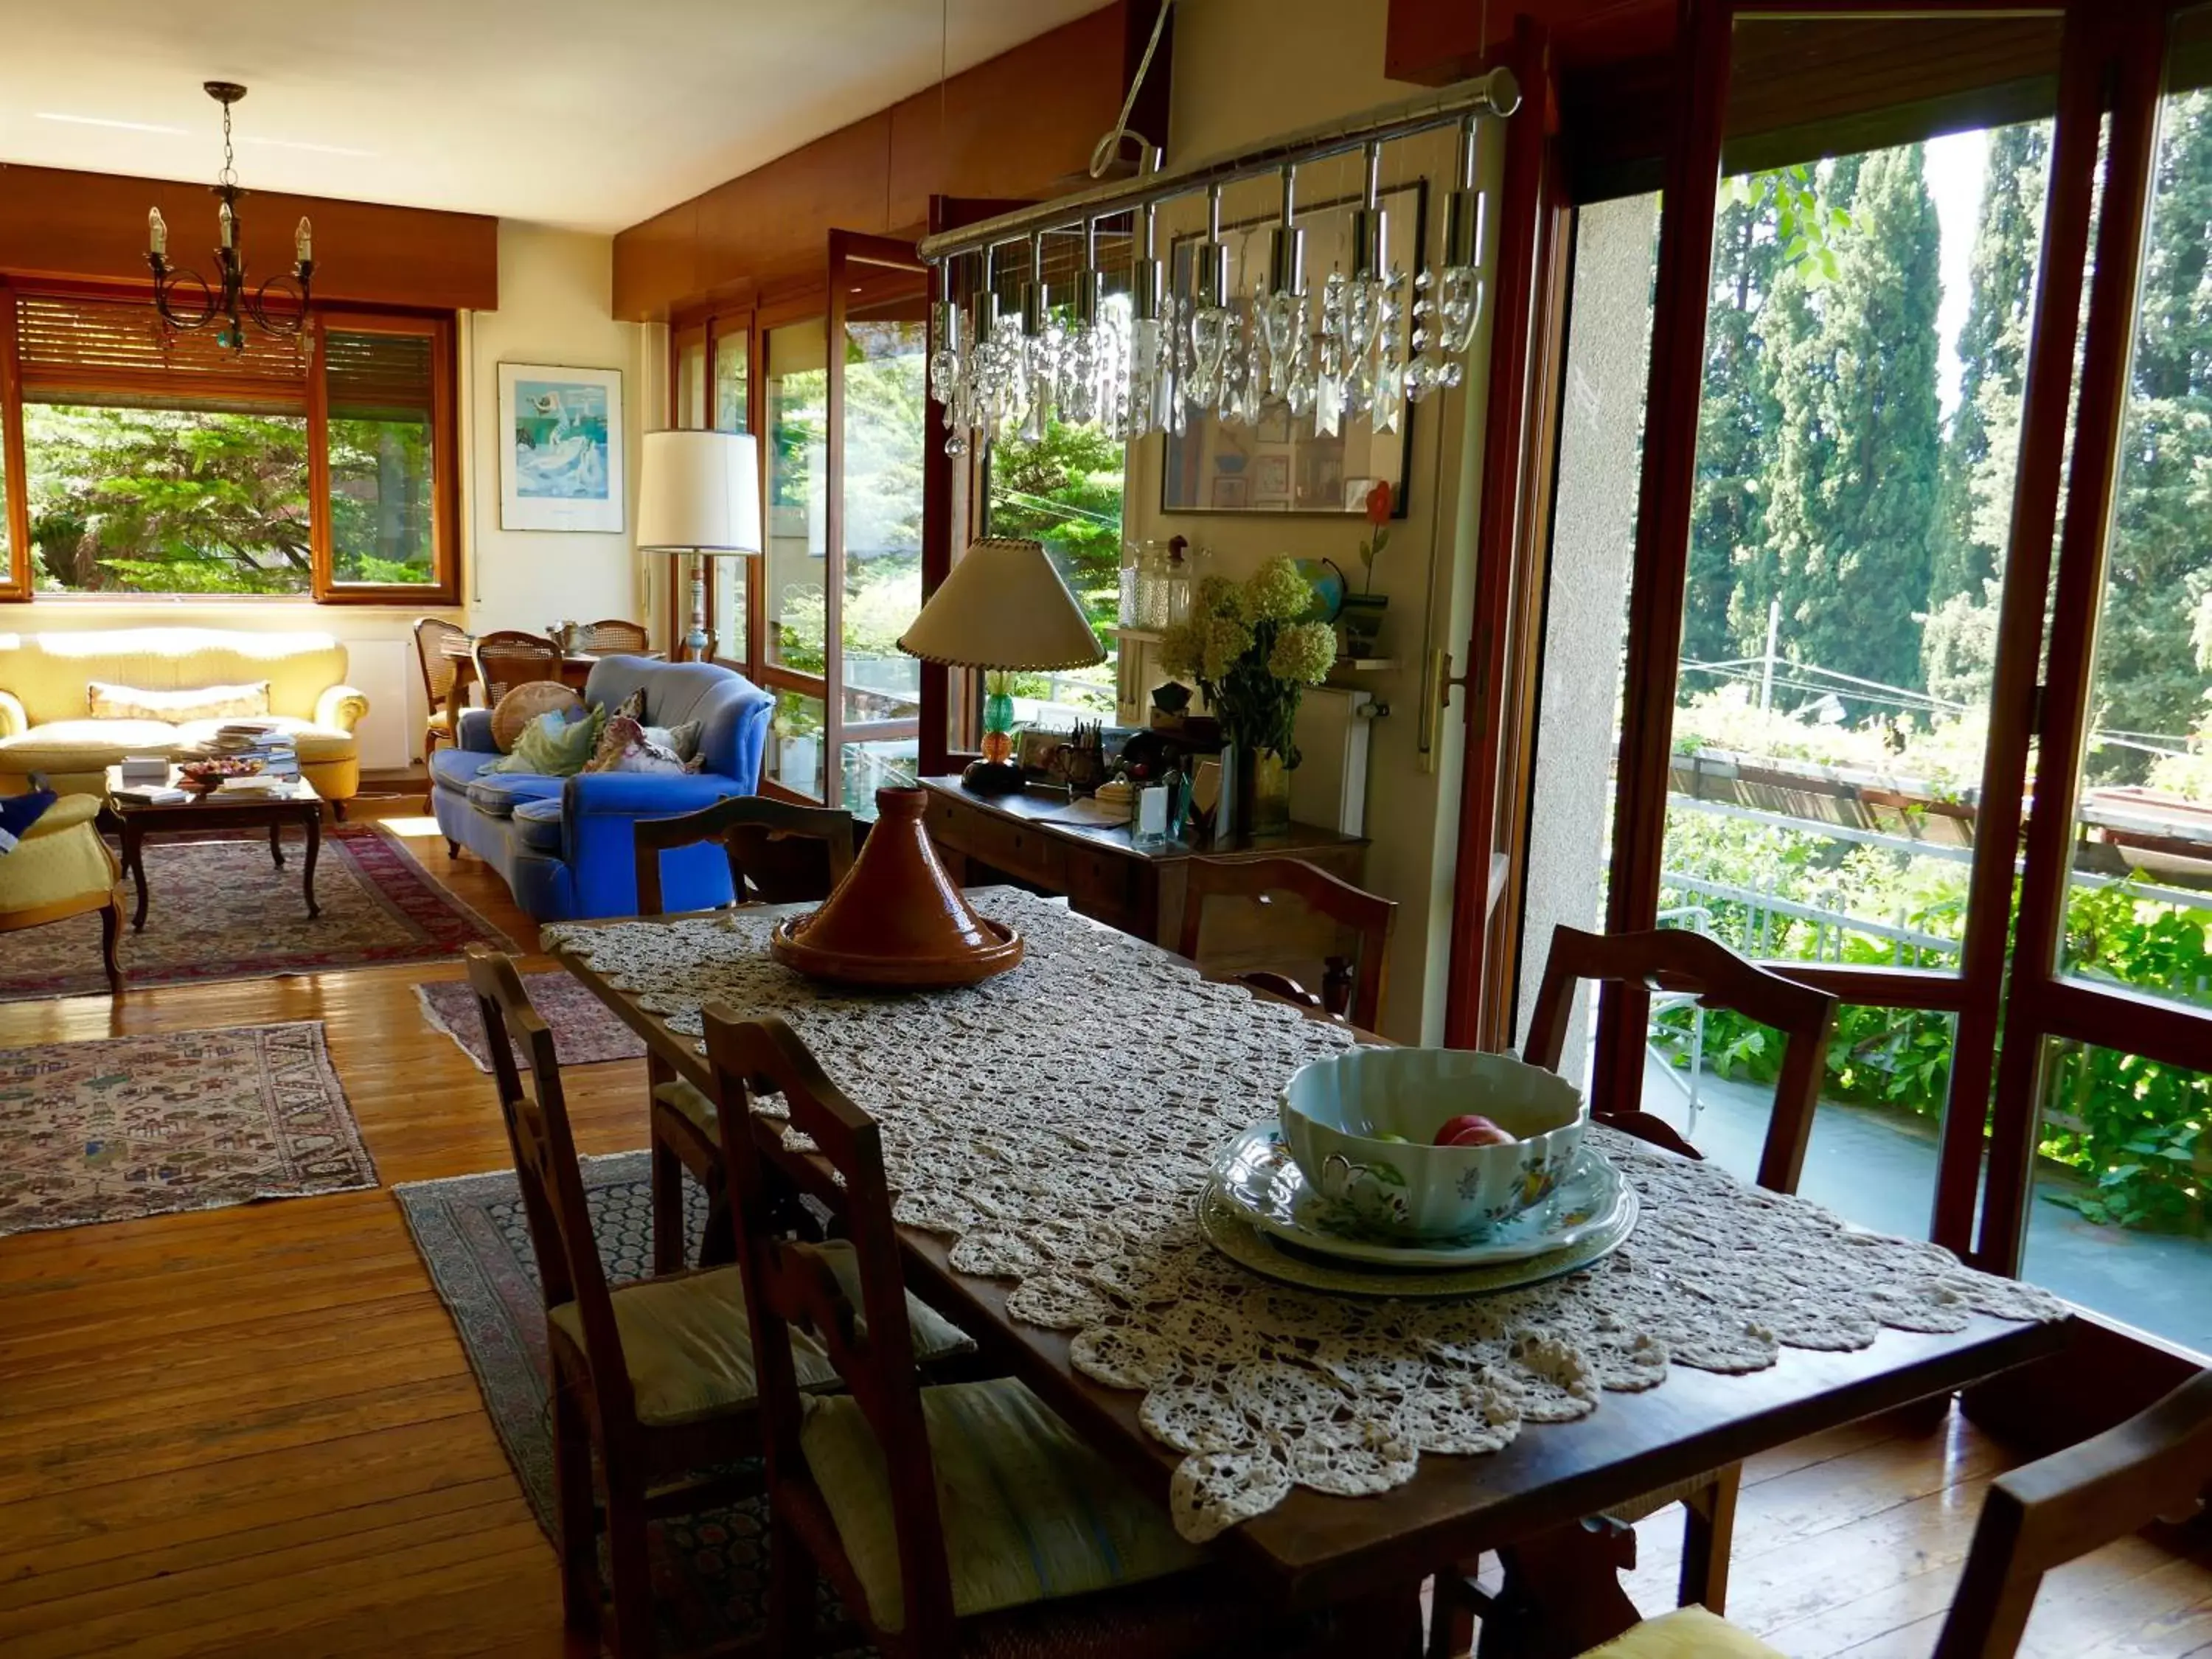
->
[498,363,625,532]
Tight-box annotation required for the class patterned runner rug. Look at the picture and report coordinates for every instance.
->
[0,1022,378,1237]
[395,1155,863,1654]
[0,824,518,1002]
[415,972,647,1073]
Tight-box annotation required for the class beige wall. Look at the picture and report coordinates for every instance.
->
[0,220,659,772]
[1121,0,1501,1043]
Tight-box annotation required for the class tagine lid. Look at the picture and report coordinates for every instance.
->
[768,785,1023,987]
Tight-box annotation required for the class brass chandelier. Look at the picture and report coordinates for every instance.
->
[145,82,315,354]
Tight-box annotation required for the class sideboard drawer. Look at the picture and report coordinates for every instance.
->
[1066,846,1143,933]
[933,793,1066,888]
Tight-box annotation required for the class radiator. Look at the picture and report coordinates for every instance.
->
[344,639,413,772]
[1290,686,1377,838]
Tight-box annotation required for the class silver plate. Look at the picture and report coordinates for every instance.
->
[1212,1121,1633,1267]
[1197,1178,1639,1299]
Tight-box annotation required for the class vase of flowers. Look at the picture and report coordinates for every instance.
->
[1160,556,1339,837]
[1339,480,1395,658]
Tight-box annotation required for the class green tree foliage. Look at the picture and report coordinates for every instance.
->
[1769,147,1946,697]
[985,418,1126,652]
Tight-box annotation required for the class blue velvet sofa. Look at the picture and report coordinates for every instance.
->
[430,656,773,922]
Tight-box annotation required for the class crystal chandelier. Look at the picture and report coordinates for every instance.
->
[917,70,1516,456]
[145,83,315,355]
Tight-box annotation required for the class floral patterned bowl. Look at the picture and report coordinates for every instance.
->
[1277,1048,1587,1240]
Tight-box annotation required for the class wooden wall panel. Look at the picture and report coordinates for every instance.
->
[1386,0,1673,85]
[0,164,498,312]
[614,3,1149,322]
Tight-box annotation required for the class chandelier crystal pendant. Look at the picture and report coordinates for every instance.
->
[145,82,315,355]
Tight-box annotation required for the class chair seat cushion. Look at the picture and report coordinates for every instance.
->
[653,1077,716,1137]
[546,1245,972,1430]
[1576,1607,1785,1659]
[511,796,565,853]
[0,720,183,774]
[0,797,116,917]
[425,707,455,734]
[429,745,501,792]
[801,1376,1205,1632]
[171,717,356,762]
[466,774,566,818]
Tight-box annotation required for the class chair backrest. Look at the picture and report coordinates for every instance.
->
[633,796,857,915]
[702,1009,958,1643]
[1523,924,1837,1193]
[575,619,650,655]
[413,617,466,706]
[1177,855,1399,1032]
[1933,1368,2212,1659]
[462,946,636,1422]
[471,630,564,705]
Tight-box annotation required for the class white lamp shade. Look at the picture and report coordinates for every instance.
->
[635,430,761,554]
[898,538,1107,671]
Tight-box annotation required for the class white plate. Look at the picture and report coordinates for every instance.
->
[1211,1121,1633,1268]
[1196,1179,1639,1300]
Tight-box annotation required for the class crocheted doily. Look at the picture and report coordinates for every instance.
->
[546,889,2067,1542]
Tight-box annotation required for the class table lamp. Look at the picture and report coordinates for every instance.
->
[636,431,761,661]
[899,537,1107,794]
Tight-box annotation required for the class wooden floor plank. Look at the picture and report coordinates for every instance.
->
[0,805,2204,1658]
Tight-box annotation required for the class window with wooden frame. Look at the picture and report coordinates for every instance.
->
[0,282,458,604]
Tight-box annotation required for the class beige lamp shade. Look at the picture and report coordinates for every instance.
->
[897,538,1107,670]
[635,430,762,554]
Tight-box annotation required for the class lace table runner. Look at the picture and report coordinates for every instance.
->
[546,889,2067,1542]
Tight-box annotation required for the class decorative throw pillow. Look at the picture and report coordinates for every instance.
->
[612,686,649,723]
[583,714,692,775]
[484,706,605,776]
[88,681,270,723]
[642,720,703,764]
[491,681,585,753]
[0,789,56,858]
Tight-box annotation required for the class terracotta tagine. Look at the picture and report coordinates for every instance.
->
[768,786,1024,988]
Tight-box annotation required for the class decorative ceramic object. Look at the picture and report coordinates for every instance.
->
[1195,1179,1637,1300]
[769,786,1023,988]
[1278,1047,1586,1239]
[1212,1121,1630,1268]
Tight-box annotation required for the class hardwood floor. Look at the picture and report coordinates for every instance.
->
[0,802,2206,1658]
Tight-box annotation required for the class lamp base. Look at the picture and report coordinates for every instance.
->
[961,759,1028,795]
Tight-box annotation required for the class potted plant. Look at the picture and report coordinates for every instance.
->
[1340,480,1394,657]
[1160,557,1339,835]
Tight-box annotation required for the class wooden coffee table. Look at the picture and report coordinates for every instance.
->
[102,765,324,931]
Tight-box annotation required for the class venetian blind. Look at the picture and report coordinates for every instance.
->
[324,327,434,422]
[13,292,310,412]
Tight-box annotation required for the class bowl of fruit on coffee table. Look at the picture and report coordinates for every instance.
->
[1277,1048,1587,1240]
[175,757,264,793]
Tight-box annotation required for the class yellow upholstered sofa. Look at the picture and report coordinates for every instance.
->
[0,630,369,809]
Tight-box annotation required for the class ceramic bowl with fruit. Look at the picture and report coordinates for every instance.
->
[1276,1047,1587,1240]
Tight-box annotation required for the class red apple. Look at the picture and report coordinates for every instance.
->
[1434,1113,1515,1148]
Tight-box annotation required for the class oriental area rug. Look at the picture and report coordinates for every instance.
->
[0,825,518,1002]
[0,1021,378,1237]
[415,972,647,1074]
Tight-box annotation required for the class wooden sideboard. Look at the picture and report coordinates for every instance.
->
[919,775,1368,950]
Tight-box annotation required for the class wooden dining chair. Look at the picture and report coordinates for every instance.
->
[470,629,564,706]
[1579,1368,2212,1659]
[1176,855,1398,1032]
[1431,925,1840,1657]
[700,1008,1346,1659]
[575,618,651,655]
[412,616,467,765]
[462,947,971,1658]
[634,794,858,1274]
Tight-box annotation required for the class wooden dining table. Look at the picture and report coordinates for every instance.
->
[434,633,664,731]
[546,894,2073,1655]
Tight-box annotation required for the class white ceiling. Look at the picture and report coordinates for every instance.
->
[0,0,1105,232]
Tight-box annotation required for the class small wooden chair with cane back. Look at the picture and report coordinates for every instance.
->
[1428,925,1839,1658]
[633,794,858,1274]
[469,629,564,706]
[461,946,970,1658]
[575,618,652,655]
[701,1008,1360,1659]
[411,616,467,768]
[1177,855,1398,1032]
[1580,1366,2212,1659]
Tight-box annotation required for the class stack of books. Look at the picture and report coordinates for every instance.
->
[112,785,189,806]
[201,723,300,779]
[217,773,292,797]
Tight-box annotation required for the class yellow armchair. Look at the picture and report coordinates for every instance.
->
[0,795,125,995]
[315,684,371,731]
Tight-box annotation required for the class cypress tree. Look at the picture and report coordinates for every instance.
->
[1768,145,1945,698]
